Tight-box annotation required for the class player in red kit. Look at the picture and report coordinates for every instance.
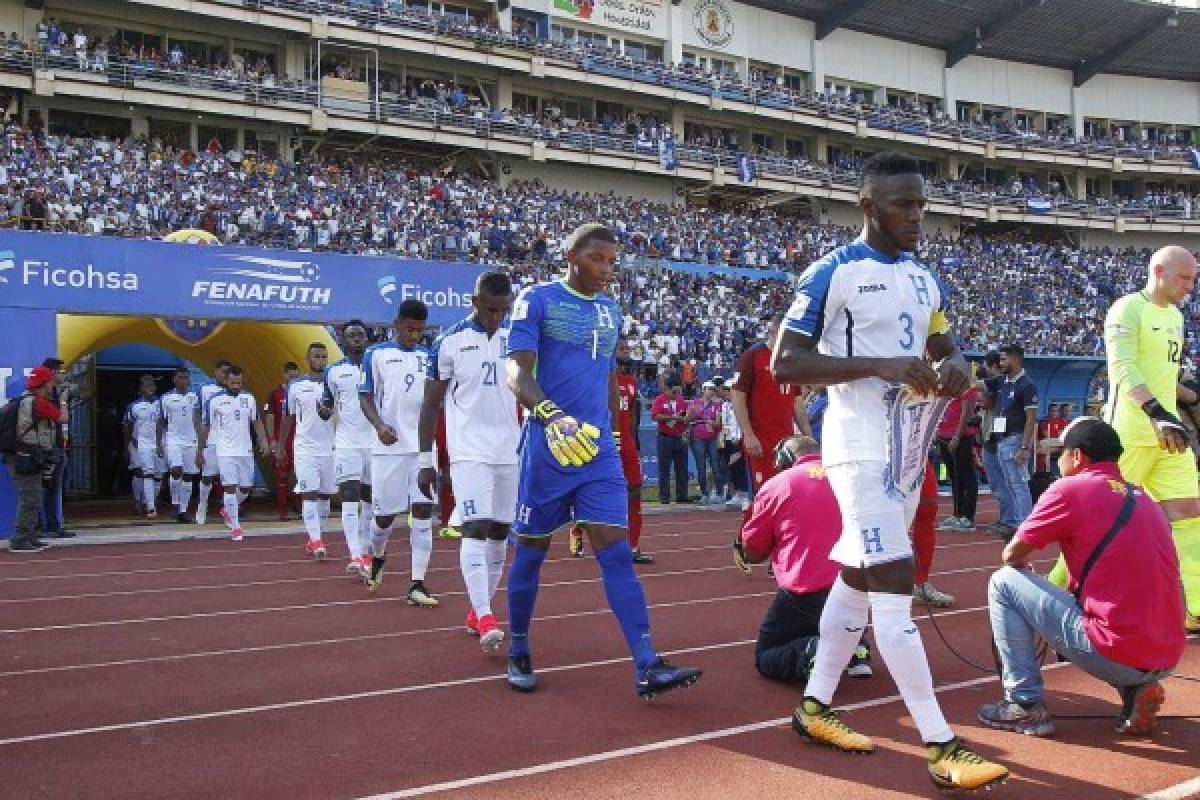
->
[435,410,461,539]
[569,340,653,564]
[731,313,810,572]
[265,361,300,521]
[617,340,653,564]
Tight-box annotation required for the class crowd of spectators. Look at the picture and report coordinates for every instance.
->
[3,20,1196,224]
[0,122,1196,369]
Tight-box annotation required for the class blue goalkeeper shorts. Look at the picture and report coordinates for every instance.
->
[513,425,628,537]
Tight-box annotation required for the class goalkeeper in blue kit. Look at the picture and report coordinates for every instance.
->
[504,223,703,698]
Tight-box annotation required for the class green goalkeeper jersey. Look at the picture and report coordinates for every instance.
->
[1104,291,1185,449]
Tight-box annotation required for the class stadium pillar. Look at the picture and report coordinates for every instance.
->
[942,67,958,122]
[1073,171,1087,199]
[1069,86,1085,140]
[809,38,825,94]
[667,1,684,64]
[671,106,685,140]
[814,133,828,163]
[496,76,513,113]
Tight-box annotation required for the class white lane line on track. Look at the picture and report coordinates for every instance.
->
[0,592,776,677]
[0,544,736,604]
[0,565,736,634]
[0,531,1000,583]
[0,558,1034,636]
[1141,777,1200,800]
[0,603,1000,746]
[1,557,1048,676]
[0,526,744,579]
[358,663,1073,800]
[0,521,747,568]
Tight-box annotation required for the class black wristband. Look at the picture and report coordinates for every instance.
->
[1142,398,1185,428]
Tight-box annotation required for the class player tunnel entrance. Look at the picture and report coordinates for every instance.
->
[54,313,342,523]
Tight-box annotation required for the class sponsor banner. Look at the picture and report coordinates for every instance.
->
[0,231,482,325]
[550,0,667,39]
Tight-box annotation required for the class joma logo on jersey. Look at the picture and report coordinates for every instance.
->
[857,283,887,294]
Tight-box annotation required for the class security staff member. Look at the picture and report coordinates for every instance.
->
[986,345,1038,537]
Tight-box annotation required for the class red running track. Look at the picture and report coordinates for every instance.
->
[0,501,1196,800]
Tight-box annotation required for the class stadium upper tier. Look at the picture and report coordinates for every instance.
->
[22,0,1200,179]
[7,34,1197,232]
[1,127,1194,360]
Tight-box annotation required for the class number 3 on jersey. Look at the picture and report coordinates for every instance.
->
[898,312,915,351]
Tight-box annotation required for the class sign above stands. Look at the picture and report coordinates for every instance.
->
[548,0,668,39]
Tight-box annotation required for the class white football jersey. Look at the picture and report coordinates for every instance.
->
[125,397,160,449]
[159,389,199,445]
[785,237,949,469]
[323,358,374,450]
[430,317,519,465]
[203,390,258,457]
[285,375,334,456]
[358,341,428,455]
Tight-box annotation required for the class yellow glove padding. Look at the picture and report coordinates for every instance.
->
[545,417,601,467]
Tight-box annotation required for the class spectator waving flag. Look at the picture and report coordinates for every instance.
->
[1188,147,1200,171]
[659,138,677,172]
[737,153,755,183]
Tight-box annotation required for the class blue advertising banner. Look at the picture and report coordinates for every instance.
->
[0,231,486,536]
[0,231,482,325]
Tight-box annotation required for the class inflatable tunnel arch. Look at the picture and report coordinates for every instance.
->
[57,314,343,403]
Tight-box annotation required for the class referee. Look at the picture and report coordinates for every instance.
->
[1049,246,1200,633]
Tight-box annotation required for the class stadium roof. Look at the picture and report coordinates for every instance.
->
[746,0,1200,84]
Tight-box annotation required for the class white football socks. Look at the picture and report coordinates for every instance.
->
[370,519,393,558]
[485,538,507,601]
[302,499,322,543]
[223,493,240,530]
[341,501,362,560]
[410,517,433,581]
[460,538,490,616]
[178,478,193,514]
[870,591,953,744]
[805,575,870,705]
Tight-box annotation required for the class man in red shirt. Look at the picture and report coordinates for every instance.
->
[1037,403,1070,476]
[264,361,300,521]
[651,375,689,505]
[731,313,809,499]
[740,435,870,682]
[979,417,1184,737]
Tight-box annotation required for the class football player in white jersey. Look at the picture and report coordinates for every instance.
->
[324,320,375,579]
[359,299,438,606]
[418,272,520,652]
[197,366,270,542]
[278,343,336,560]
[124,373,163,520]
[772,152,1007,792]
[193,360,231,525]
[158,367,200,523]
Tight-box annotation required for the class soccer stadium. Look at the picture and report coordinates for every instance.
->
[1,0,1199,795]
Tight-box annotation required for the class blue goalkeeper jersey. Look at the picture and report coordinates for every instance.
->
[506,279,620,433]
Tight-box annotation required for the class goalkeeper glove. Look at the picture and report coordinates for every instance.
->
[1142,398,1188,435]
[534,400,600,468]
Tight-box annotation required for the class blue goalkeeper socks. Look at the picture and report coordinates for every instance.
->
[595,539,657,672]
[507,542,547,658]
